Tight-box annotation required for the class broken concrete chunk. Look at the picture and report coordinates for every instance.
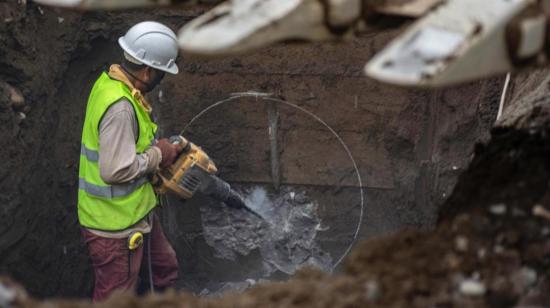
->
[459,279,486,297]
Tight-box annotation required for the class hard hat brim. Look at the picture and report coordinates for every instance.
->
[118,37,179,75]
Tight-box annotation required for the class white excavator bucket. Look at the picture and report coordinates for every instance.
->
[371,0,442,18]
[178,0,351,55]
[177,0,442,55]
[32,0,174,9]
[365,0,549,87]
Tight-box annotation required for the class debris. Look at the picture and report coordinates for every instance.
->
[364,280,380,302]
[512,267,538,293]
[57,17,64,23]
[0,282,16,308]
[459,279,486,297]
[200,186,333,275]
[0,82,25,110]
[200,279,258,297]
[445,253,461,270]
[477,248,487,259]
[493,245,505,254]
[489,203,507,215]
[455,236,469,252]
[532,205,550,221]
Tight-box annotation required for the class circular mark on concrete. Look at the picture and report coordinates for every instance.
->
[181,92,365,271]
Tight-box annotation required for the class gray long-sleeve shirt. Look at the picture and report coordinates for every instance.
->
[98,98,161,183]
[86,98,162,239]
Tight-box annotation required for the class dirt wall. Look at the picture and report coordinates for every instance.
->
[0,2,502,298]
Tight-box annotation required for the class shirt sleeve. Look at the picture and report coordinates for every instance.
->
[98,98,162,184]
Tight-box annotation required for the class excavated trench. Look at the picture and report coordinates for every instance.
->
[5,3,547,306]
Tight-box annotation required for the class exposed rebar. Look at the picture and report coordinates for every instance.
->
[267,102,280,191]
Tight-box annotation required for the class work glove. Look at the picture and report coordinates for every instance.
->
[169,135,191,153]
[156,138,179,169]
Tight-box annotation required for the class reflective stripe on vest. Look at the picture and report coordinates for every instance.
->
[80,144,99,162]
[78,176,148,199]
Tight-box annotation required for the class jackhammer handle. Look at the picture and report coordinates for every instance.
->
[169,135,191,153]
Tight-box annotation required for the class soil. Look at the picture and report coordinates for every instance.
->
[2,1,548,307]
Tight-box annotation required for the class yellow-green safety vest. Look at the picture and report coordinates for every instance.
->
[78,72,158,231]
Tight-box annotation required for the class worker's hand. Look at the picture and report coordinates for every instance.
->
[169,135,191,153]
[156,138,179,169]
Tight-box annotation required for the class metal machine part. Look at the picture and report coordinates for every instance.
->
[31,0,183,10]
[366,0,550,87]
[177,0,441,55]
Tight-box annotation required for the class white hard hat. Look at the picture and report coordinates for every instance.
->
[118,21,179,75]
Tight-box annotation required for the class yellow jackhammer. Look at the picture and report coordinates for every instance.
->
[152,136,262,219]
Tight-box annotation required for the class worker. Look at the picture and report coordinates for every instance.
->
[77,21,182,302]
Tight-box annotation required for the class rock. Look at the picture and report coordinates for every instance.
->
[0,277,28,307]
[455,236,469,252]
[364,280,380,302]
[0,282,15,308]
[489,204,507,215]
[493,245,505,254]
[532,205,550,221]
[459,279,486,297]
[477,248,487,259]
[445,253,461,270]
[513,267,538,293]
[0,82,25,110]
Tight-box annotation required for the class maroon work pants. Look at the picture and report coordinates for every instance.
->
[82,214,178,302]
